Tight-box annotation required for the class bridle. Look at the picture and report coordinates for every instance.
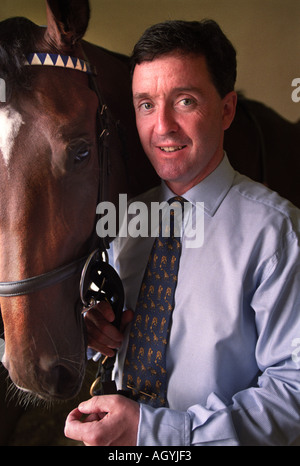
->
[0,51,124,394]
[0,255,89,297]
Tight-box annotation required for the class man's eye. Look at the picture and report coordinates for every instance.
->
[179,98,194,106]
[141,102,153,111]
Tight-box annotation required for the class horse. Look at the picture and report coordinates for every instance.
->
[0,0,299,404]
[0,0,157,402]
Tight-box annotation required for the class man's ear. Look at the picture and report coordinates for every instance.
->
[222,91,237,131]
[45,0,90,50]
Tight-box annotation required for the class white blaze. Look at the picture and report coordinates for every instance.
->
[0,107,24,166]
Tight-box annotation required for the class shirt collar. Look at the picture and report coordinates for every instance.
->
[160,153,235,217]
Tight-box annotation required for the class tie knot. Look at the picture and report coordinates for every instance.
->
[158,196,186,238]
[168,196,185,206]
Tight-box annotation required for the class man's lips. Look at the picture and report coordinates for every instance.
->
[157,145,187,153]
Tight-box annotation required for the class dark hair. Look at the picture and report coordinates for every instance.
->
[131,19,237,98]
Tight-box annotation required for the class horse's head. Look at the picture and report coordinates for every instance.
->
[0,0,133,401]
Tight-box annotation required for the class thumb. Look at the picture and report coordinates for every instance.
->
[78,396,109,415]
[120,309,134,333]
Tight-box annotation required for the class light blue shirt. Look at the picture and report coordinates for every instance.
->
[111,155,300,446]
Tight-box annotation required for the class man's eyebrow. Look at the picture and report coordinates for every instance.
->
[133,87,203,101]
[173,86,203,95]
[133,92,151,101]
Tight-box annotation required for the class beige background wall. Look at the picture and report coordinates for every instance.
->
[1,0,299,122]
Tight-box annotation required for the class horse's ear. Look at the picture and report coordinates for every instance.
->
[45,0,90,49]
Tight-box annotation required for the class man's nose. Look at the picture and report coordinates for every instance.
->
[154,106,179,135]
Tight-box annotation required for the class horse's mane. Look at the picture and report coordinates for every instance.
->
[0,17,40,101]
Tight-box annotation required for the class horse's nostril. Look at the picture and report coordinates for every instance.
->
[46,364,79,399]
[55,365,71,392]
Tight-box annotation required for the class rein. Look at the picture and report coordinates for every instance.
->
[0,51,124,395]
[0,255,88,297]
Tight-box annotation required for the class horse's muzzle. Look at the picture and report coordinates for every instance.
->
[2,352,86,401]
[39,361,85,400]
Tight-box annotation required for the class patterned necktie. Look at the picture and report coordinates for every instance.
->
[122,196,184,407]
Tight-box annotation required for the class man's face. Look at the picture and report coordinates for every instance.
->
[132,53,237,194]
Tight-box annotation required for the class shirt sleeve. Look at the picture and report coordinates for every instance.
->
[138,394,240,446]
[137,229,300,446]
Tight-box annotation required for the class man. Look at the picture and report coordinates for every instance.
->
[65,20,300,446]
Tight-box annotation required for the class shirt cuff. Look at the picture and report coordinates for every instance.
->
[136,393,240,446]
[137,404,190,446]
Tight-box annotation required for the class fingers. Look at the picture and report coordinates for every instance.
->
[64,395,140,446]
[89,300,115,322]
[84,303,134,356]
[64,397,109,445]
[84,302,123,356]
[64,407,100,445]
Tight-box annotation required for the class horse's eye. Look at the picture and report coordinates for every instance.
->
[74,147,90,163]
[67,139,91,166]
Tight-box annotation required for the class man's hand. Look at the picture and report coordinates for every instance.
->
[64,395,140,446]
[84,301,134,357]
